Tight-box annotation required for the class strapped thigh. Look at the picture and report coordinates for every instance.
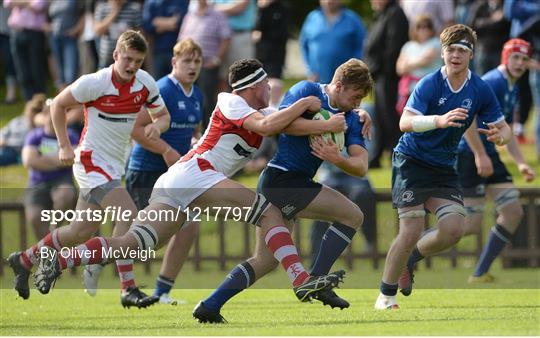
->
[493,188,520,212]
[434,204,466,222]
[246,193,271,226]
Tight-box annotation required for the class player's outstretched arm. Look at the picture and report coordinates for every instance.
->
[464,118,493,177]
[243,96,321,136]
[399,108,468,132]
[50,88,81,166]
[282,113,345,136]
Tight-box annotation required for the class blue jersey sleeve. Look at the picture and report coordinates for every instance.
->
[280,81,319,118]
[477,81,504,124]
[404,76,434,115]
[344,113,366,149]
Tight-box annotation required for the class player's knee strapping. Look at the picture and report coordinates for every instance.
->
[129,224,158,250]
[494,188,520,212]
[246,193,271,226]
[398,209,426,219]
[435,204,466,222]
[465,204,485,215]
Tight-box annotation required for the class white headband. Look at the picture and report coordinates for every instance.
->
[231,68,268,91]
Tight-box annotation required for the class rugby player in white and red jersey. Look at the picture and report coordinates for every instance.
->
[8,30,170,308]
[32,59,346,317]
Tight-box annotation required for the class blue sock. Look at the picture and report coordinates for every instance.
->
[203,261,256,312]
[474,224,512,276]
[311,222,356,276]
[380,281,398,296]
[154,274,175,297]
[407,247,424,271]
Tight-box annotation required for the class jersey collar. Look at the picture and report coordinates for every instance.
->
[440,66,471,93]
[168,74,193,97]
[319,84,339,111]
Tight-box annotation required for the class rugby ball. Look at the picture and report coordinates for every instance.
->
[309,109,345,151]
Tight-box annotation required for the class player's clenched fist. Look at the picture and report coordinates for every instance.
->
[327,113,346,133]
[435,108,468,128]
[58,145,75,166]
[144,123,161,141]
[302,96,322,113]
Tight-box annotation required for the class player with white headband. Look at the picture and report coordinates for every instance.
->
[374,24,512,310]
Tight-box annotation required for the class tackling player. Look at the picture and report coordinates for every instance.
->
[193,58,373,323]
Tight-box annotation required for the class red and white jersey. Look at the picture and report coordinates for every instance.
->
[70,66,163,176]
[180,92,272,177]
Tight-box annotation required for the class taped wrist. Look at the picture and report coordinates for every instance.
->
[411,115,437,132]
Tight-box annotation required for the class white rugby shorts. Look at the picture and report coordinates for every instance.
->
[149,157,227,210]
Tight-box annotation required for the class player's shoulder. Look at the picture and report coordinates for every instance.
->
[289,80,321,96]
[135,68,158,88]
[217,92,255,119]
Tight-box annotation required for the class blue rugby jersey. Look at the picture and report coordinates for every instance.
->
[129,74,203,172]
[395,67,504,168]
[458,66,518,155]
[268,80,366,178]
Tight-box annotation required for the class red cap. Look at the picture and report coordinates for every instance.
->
[502,38,532,65]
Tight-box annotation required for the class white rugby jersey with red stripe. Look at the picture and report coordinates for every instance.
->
[180,92,273,177]
[70,66,163,180]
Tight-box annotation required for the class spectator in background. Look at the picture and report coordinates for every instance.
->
[179,0,231,128]
[364,0,408,168]
[142,0,189,79]
[212,0,257,92]
[94,0,142,68]
[253,0,289,109]
[466,0,510,76]
[48,1,85,91]
[81,0,99,73]
[4,0,48,102]
[22,99,78,240]
[400,0,454,34]
[504,0,539,146]
[395,15,442,114]
[0,3,16,104]
[299,0,366,84]
[0,95,43,166]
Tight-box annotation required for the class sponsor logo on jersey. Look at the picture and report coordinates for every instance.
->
[438,97,447,106]
[178,101,186,110]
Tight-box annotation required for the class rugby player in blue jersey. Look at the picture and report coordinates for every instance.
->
[456,38,535,284]
[374,24,513,309]
[194,58,374,322]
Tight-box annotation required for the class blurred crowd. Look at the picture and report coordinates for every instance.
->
[0,0,539,252]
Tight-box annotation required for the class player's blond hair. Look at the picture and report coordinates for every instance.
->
[440,24,477,48]
[332,58,373,94]
[173,38,203,58]
[115,30,148,54]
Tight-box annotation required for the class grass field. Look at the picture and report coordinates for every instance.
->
[1,287,538,336]
[1,264,539,336]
